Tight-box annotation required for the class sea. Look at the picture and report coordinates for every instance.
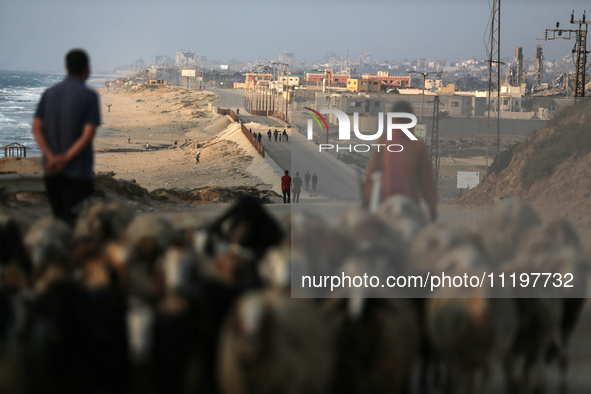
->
[0,70,110,156]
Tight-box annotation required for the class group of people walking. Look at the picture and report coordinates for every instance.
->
[267,129,288,142]
[250,129,288,145]
[280,170,318,204]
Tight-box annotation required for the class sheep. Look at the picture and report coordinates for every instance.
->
[478,198,541,267]
[426,289,519,393]
[218,289,334,394]
[378,195,429,243]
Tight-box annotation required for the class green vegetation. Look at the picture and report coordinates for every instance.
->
[487,143,518,176]
[521,122,591,189]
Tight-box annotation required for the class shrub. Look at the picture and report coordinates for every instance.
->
[488,143,518,176]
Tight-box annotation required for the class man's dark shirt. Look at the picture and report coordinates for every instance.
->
[35,76,101,180]
[292,176,303,192]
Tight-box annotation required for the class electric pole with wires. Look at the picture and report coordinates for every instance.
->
[485,0,502,176]
[540,10,590,98]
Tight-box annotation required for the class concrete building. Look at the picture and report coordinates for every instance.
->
[279,52,295,64]
[359,52,372,63]
[278,75,300,86]
[245,73,273,88]
[346,78,380,93]
[361,72,411,88]
[175,49,199,66]
[305,70,350,85]
[155,55,173,66]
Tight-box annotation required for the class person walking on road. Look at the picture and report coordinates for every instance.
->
[312,173,318,191]
[281,170,291,204]
[283,130,288,142]
[195,152,201,164]
[292,172,303,203]
[236,108,240,115]
[279,133,282,142]
[274,129,278,142]
[267,129,272,141]
[32,49,101,225]
[257,132,262,143]
[304,171,311,190]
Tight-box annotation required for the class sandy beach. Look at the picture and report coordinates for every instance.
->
[94,85,281,193]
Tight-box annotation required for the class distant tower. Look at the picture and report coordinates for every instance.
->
[535,45,544,86]
[359,52,372,64]
[135,59,145,71]
[515,47,524,86]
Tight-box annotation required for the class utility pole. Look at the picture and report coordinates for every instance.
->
[430,96,441,187]
[540,10,590,98]
[485,0,502,175]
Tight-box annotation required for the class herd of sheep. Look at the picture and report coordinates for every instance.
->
[0,196,589,393]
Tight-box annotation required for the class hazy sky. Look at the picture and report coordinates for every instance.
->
[1,0,588,72]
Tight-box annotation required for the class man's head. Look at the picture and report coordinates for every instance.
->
[390,101,414,115]
[390,101,415,137]
[66,49,90,79]
[284,170,289,175]
[296,172,299,176]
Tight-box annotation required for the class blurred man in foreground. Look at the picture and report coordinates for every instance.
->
[32,49,101,224]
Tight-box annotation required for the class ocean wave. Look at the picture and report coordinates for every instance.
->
[0,114,16,123]
[1,105,27,111]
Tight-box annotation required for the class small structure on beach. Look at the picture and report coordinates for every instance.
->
[2,142,27,158]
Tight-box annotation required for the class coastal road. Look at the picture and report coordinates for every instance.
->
[210,88,360,203]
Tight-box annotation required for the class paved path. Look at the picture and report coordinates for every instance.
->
[210,89,360,203]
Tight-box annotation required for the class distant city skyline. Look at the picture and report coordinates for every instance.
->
[1,0,589,72]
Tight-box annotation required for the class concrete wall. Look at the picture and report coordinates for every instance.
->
[320,112,546,137]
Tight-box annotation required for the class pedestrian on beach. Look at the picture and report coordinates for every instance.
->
[312,173,318,191]
[363,101,437,220]
[196,152,201,164]
[127,137,131,143]
[274,129,278,142]
[267,129,272,141]
[281,170,291,204]
[146,142,149,150]
[304,171,311,190]
[32,49,101,224]
[292,172,303,203]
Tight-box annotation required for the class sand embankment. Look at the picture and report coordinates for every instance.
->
[94,85,282,193]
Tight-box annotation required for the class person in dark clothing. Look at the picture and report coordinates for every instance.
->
[267,129,272,141]
[32,49,101,225]
[304,171,311,190]
[274,129,278,142]
[281,170,291,204]
[312,173,318,191]
[283,130,288,142]
[292,172,303,203]
[257,133,262,143]
[196,152,201,164]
